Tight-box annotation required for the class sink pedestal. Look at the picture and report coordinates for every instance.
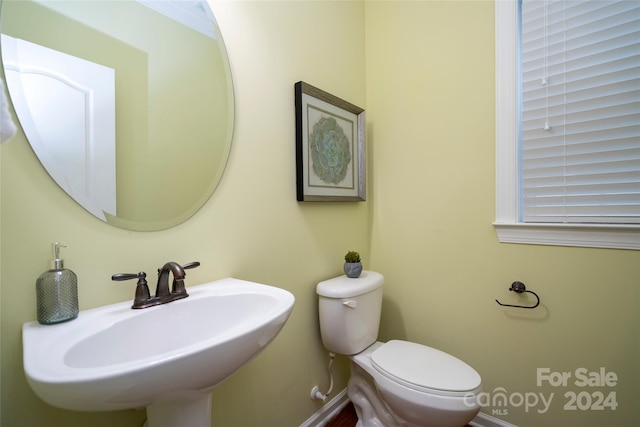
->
[146,391,213,427]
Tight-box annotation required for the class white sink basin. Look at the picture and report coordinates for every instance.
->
[23,278,295,426]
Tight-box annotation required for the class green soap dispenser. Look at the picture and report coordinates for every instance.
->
[36,243,79,324]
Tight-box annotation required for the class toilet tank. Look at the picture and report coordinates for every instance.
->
[316,271,384,355]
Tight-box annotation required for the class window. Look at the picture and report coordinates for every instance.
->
[494,0,640,250]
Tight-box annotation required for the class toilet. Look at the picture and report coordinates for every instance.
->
[317,271,482,427]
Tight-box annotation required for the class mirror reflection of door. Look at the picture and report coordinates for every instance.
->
[2,34,116,220]
[1,0,235,230]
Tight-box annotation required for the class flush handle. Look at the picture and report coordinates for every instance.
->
[343,300,357,308]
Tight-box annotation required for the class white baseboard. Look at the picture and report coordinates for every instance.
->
[299,390,517,427]
[299,389,350,427]
[469,411,518,427]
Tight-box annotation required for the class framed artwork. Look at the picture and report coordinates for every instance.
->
[295,81,365,201]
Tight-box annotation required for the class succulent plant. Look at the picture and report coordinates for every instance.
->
[344,251,361,263]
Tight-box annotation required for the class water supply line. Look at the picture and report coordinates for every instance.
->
[310,352,336,402]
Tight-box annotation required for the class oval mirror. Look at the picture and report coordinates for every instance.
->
[0,0,234,231]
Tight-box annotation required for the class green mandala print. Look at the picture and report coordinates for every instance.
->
[309,116,351,185]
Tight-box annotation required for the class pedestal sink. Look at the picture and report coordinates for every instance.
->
[23,278,295,427]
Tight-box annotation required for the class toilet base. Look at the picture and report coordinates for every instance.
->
[348,362,407,427]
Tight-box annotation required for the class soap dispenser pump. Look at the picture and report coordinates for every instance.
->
[36,243,79,324]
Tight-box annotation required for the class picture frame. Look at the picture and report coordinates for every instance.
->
[295,81,365,202]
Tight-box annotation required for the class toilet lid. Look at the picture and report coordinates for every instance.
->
[371,340,481,393]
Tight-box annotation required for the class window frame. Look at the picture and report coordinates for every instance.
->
[493,0,640,250]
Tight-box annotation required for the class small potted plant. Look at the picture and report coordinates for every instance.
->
[344,250,362,278]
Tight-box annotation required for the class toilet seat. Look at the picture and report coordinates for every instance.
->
[371,340,481,397]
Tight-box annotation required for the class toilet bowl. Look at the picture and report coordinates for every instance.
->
[349,341,481,427]
[317,271,482,427]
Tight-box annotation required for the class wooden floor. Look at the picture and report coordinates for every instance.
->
[325,402,358,427]
[325,402,473,427]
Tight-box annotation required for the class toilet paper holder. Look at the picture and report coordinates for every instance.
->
[496,281,540,309]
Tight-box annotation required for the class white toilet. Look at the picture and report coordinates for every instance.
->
[317,271,482,427]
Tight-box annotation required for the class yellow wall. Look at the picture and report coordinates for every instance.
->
[366,2,639,427]
[1,1,638,427]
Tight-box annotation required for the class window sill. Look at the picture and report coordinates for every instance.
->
[493,223,640,250]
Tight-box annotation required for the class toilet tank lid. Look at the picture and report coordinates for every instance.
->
[316,271,384,298]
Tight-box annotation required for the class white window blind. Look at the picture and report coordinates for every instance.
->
[519,0,640,224]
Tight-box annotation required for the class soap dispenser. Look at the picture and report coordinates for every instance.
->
[36,242,79,324]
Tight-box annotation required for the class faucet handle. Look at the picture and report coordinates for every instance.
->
[182,261,200,270]
[111,272,146,281]
[169,262,199,295]
[111,272,151,309]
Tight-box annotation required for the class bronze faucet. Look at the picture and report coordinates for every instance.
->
[112,261,200,309]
